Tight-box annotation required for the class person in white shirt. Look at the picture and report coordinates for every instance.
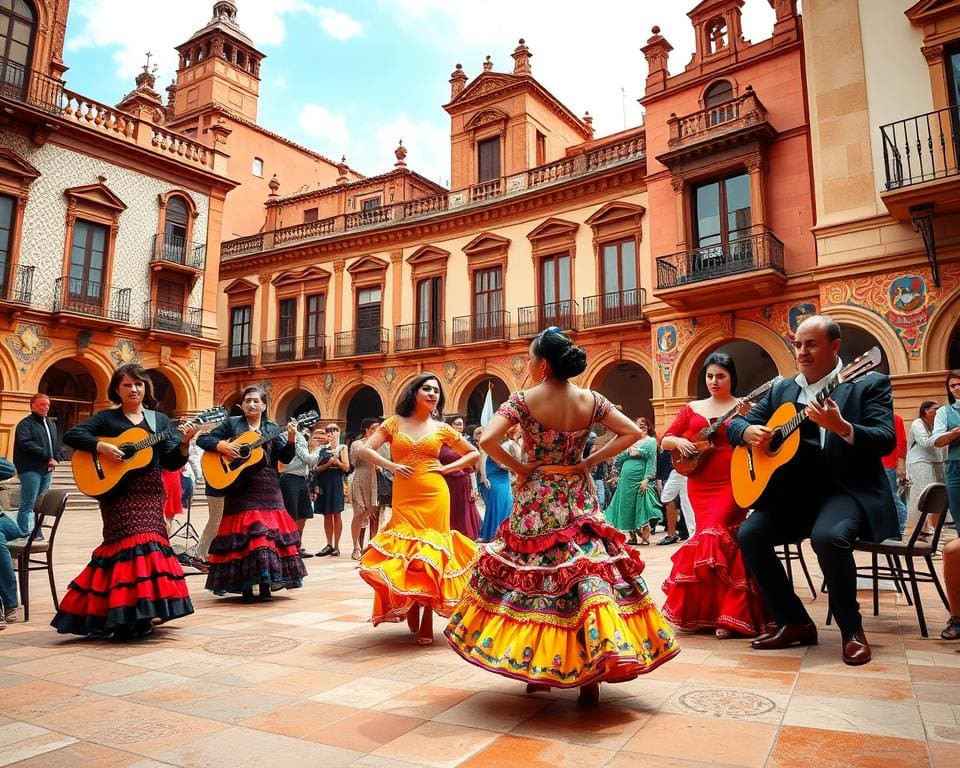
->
[906,401,946,539]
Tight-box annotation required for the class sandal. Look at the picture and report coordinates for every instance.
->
[715,628,733,640]
[351,547,362,561]
[942,617,960,640]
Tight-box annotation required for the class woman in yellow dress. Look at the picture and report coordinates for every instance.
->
[357,373,480,644]
[445,328,679,703]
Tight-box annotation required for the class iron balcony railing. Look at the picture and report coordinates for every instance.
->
[656,227,785,289]
[143,301,202,336]
[261,334,327,364]
[0,264,34,304]
[395,320,445,352]
[451,310,511,345]
[881,106,960,190]
[0,60,65,114]
[152,234,206,270]
[581,288,646,328]
[334,327,389,358]
[517,300,580,337]
[217,342,257,369]
[52,277,131,322]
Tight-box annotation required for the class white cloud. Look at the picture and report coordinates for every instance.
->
[371,114,450,185]
[298,104,351,147]
[314,8,364,40]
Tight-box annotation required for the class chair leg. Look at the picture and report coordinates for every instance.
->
[891,555,912,605]
[783,544,795,587]
[905,558,927,638]
[884,555,903,596]
[927,555,950,610]
[17,555,29,622]
[47,556,59,611]
[872,552,880,617]
[796,542,817,600]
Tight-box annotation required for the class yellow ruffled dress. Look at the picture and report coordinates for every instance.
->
[359,418,477,623]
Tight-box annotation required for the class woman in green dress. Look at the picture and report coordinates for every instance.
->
[605,417,662,545]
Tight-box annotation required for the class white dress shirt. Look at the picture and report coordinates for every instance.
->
[794,359,854,447]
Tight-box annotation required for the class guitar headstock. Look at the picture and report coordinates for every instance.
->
[295,410,321,430]
[838,346,883,384]
[194,406,229,424]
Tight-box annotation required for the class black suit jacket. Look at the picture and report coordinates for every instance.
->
[14,412,64,474]
[727,372,899,543]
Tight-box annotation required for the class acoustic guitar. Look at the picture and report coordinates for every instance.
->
[671,375,783,477]
[71,406,228,498]
[730,347,883,508]
[202,410,320,491]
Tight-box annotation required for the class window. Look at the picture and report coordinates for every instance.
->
[355,286,382,354]
[303,207,318,223]
[704,80,733,107]
[692,173,751,273]
[361,197,382,211]
[229,305,252,365]
[0,193,14,296]
[67,220,108,312]
[601,239,638,322]
[162,195,189,263]
[277,297,297,360]
[305,292,325,356]
[155,277,185,331]
[252,157,264,177]
[477,136,500,183]
[0,0,35,100]
[473,266,503,341]
[538,253,573,329]
[416,276,443,348]
[536,131,546,166]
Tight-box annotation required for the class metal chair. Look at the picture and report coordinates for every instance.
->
[8,490,70,621]
[778,540,817,599]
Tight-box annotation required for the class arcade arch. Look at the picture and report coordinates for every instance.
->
[38,357,103,435]
[342,385,384,436]
[591,360,654,423]
[838,323,890,375]
[457,376,511,428]
[145,369,177,414]
[273,387,320,423]
[692,340,780,399]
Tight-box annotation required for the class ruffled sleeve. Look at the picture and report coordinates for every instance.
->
[379,416,397,443]
[591,392,615,424]
[496,392,524,425]
[663,405,694,441]
[439,423,461,446]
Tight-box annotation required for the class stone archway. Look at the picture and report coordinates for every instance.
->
[690,339,782,400]
[838,323,890,375]
[458,376,511,429]
[220,388,244,417]
[146,369,177,414]
[591,360,654,422]
[274,387,320,423]
[950,327,960,370]
[38,358,101,436]
[343,385,384,436]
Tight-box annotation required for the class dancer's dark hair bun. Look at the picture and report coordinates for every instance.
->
[533,328,587,379]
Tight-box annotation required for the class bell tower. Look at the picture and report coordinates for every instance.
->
[171,1,265,121]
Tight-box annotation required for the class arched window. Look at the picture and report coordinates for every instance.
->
[0,0,36,99]
[163,195,189,263]
[704,80,733,108]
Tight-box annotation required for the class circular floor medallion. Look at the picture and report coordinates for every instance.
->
[678,688,776,718]
[202,635,300,656]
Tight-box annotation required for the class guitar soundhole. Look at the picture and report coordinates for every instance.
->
[768,433,784,454]
[119,443,137,460]
[237,446,251,459]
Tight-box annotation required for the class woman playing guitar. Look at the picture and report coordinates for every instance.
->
[52,362,201,639]
[659,352,772,639]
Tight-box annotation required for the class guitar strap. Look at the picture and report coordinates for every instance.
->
[143,409,158,433]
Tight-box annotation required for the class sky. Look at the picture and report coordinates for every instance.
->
[63,0,781,187]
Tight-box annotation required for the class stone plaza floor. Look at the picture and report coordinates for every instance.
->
[1,502,959,768]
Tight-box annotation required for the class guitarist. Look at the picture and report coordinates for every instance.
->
[728,316,898,665]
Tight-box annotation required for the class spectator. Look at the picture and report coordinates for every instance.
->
[906,401,946,541]
[941,538,959,640]
[0,490,21,624]
[882,413,908,534]
[13,394,63,538]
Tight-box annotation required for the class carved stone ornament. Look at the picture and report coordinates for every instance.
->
[922,44,944,65]
[110,338,138,366]
[4,323,51,371]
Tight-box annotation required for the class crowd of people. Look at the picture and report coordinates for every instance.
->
[1,319,958,694]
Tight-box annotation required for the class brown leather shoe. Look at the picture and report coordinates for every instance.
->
[842,629,871,666]
[750,622,818,650]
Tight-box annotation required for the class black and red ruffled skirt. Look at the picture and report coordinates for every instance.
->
[51,470,193,636]
[205,468,306,595]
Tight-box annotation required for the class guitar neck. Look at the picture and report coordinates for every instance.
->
[249,424,286,450]
[703,378,780,439]
[776,377,838,440]
[130,426,177,452]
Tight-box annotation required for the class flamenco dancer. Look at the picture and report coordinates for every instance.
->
[52,362,199,638]
[198,385,306,602]
[659,352,771,638]
[357,374,479,644]
[445,328,679,703]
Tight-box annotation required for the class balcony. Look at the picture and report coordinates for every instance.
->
[655,227,786,310]
[395,321,445,352]
[0,265,34,306]
[151,234,206,272]
[879,106,960,221]
[143,301,202,336]
[334,327,388,358]
[517,300,580,337]
[52,277,131,323]
[581,288,646,328]
[217,343,257,370]
[0,60,65,114]
[261,335,327,364]
[274,218,336,245]
[451,311,511,345]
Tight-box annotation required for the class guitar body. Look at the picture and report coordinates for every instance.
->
[71,427,156,498]
[201,431,267,491]
[671,440,714,477]
[730,402,802,508]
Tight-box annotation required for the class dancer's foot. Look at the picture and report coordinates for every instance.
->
[406,604,420,634]
[715,627,733,640]
[416,606,434,645]
[241,588,255,603]
[351,546,362,561]
[258,583,273,602]
[578,682,600,704]
[525,683,551,694]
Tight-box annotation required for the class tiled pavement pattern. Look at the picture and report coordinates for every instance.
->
[1,502,959,768]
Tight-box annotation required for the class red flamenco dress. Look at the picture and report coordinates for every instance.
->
[661,406,772,636]
[445,392,679,688]
[198,418,306,596]
[53,409,194,637]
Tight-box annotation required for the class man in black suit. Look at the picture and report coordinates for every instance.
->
[13,394,63,539]
[728,316,898,665]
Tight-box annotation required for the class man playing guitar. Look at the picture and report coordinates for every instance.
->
[727,315,899,665]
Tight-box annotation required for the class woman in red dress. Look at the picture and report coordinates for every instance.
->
[659,352,771,638]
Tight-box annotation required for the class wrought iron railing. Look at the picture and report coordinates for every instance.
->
[517,300,580,337]
[333,327,389,357]
[0,60,64,114]
[152,234,206,270]
[395,321,445,351]
[581,288,646,328]
[881,106,960,190]
[217,342,258,369]
[451,310,511,345]
[0,264,34,304]
[655,227,784,289]
[261,334,327,364]
[143,301,202,335]
[52,277,130,322]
